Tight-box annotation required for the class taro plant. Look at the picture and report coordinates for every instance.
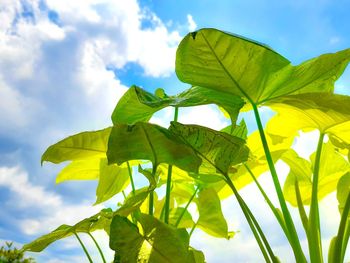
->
[22,28,350,262]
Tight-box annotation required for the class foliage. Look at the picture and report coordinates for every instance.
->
[22,28,350,262]
[0,242,35,263]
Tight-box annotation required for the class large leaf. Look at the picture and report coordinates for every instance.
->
[22,209,113,252]
[42,128,111,164]
[176,28,350,105]
[196,187,230,238]
[267,93,350,145]
[112,85,244,125]
[95,159,130,205]
[169,122,249,175]
[107,122,201,172]
[109,214,192,263]
[283,144,350,206]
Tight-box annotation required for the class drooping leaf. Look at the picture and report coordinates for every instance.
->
[176,28,350,105]
[95,159,130,205]
[42,128,111,164]
[22,209,113,252]
[111,85,244,125]
[196,187,229,238]
[109,214,192,263]
[169,122,249,175]
[337,172,350,215]
[107,122,201,173]
[55,158,100,183]
[283,143,350,206]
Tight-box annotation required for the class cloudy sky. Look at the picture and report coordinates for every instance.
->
[1,0,350,262]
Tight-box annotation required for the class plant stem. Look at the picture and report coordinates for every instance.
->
[127,161,135,195]
[294,179,309,234]
[225,176,275,263]
[252,104,306,263]
[74,233,93,263]
[333,190,350,263]
[88,232,106,263]
[164,107,179,224]
[244,163,289,238]
[308,132,325,263]
[149,165,157,216]
[189,221,198,238]
[175,185,200,227]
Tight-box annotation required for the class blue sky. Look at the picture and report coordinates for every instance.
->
[0,0,350,262]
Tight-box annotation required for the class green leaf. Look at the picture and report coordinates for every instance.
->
[267,93,350,143]
[116,187,150,217]
[42,128,111,164]
[169,207,195,229]
[109,214,192,263]
[188,248,206,263]
[337,172,350,215]
[169,122,249,175]
[22,209,113,252]
[111,85,244,125]
[216,130,294,199]
[107,122,201,172]
[283,143,350,206]
[55,158,100,183]
[221,119,248,140]
[196,187,229,238]
[176,28,350,105]
[95,159,130,205]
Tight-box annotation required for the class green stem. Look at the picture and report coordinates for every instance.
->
[127,161,135,195]
[294,179,309,234]
[308,132,325,263]
[164,164,172,223]
[333,190,350,263]
[341,222,350,262]
[225,176,275,263]
[189,221,198,238]
[175,185,200,227]
[244,163,289,238]
[252,104,306,263]
[88,232,106,263]
[74,233,93,263]
[164,107,179,224]
[149,165,157,216]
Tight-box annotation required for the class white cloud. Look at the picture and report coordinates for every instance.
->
[187,14,197,31]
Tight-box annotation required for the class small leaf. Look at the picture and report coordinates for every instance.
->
[169,207,195,229]
[109,214,192,263]
[22,209,113,252]
[107,122,201,172]
[196,187,229,238]
[95,159,129,205]
[116,187,150,217]
[42,128,111,164]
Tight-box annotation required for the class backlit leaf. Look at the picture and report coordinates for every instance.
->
[283,143,350,206]
[176,28,350,105]
[55,158,100,183]
[95,159,129,205]
[42,128,111,164]
[196,187,229,238]
[107,122,201,172]
[22,209,113,252]
[337,172,350,215]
